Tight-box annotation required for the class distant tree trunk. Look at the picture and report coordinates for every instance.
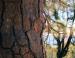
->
[56,35,72,58]
[0,0,45,58]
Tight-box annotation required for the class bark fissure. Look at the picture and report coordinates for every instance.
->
[0,0,5,47]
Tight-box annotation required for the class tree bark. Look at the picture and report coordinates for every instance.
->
[0,0,45,58]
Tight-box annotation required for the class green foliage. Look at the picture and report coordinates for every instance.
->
[74,9,75,19]
[73,3,75,20]
[53,9,59,20]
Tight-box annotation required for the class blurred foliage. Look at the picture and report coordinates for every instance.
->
[44,44,75,58]
[43,0,75,58]
[53,9,59,20]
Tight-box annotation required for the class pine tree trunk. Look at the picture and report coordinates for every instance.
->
[0,0,45,58]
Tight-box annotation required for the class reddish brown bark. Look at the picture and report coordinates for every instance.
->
[0,0,45,58]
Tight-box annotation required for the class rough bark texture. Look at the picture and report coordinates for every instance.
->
[0,0,45,58]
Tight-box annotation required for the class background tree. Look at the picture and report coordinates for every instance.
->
[44,0,75,58]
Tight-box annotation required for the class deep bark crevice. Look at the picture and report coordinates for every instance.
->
[20,0,37,57]
[0,0,5,47]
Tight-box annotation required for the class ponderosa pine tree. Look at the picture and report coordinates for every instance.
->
[0,0,45,58]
